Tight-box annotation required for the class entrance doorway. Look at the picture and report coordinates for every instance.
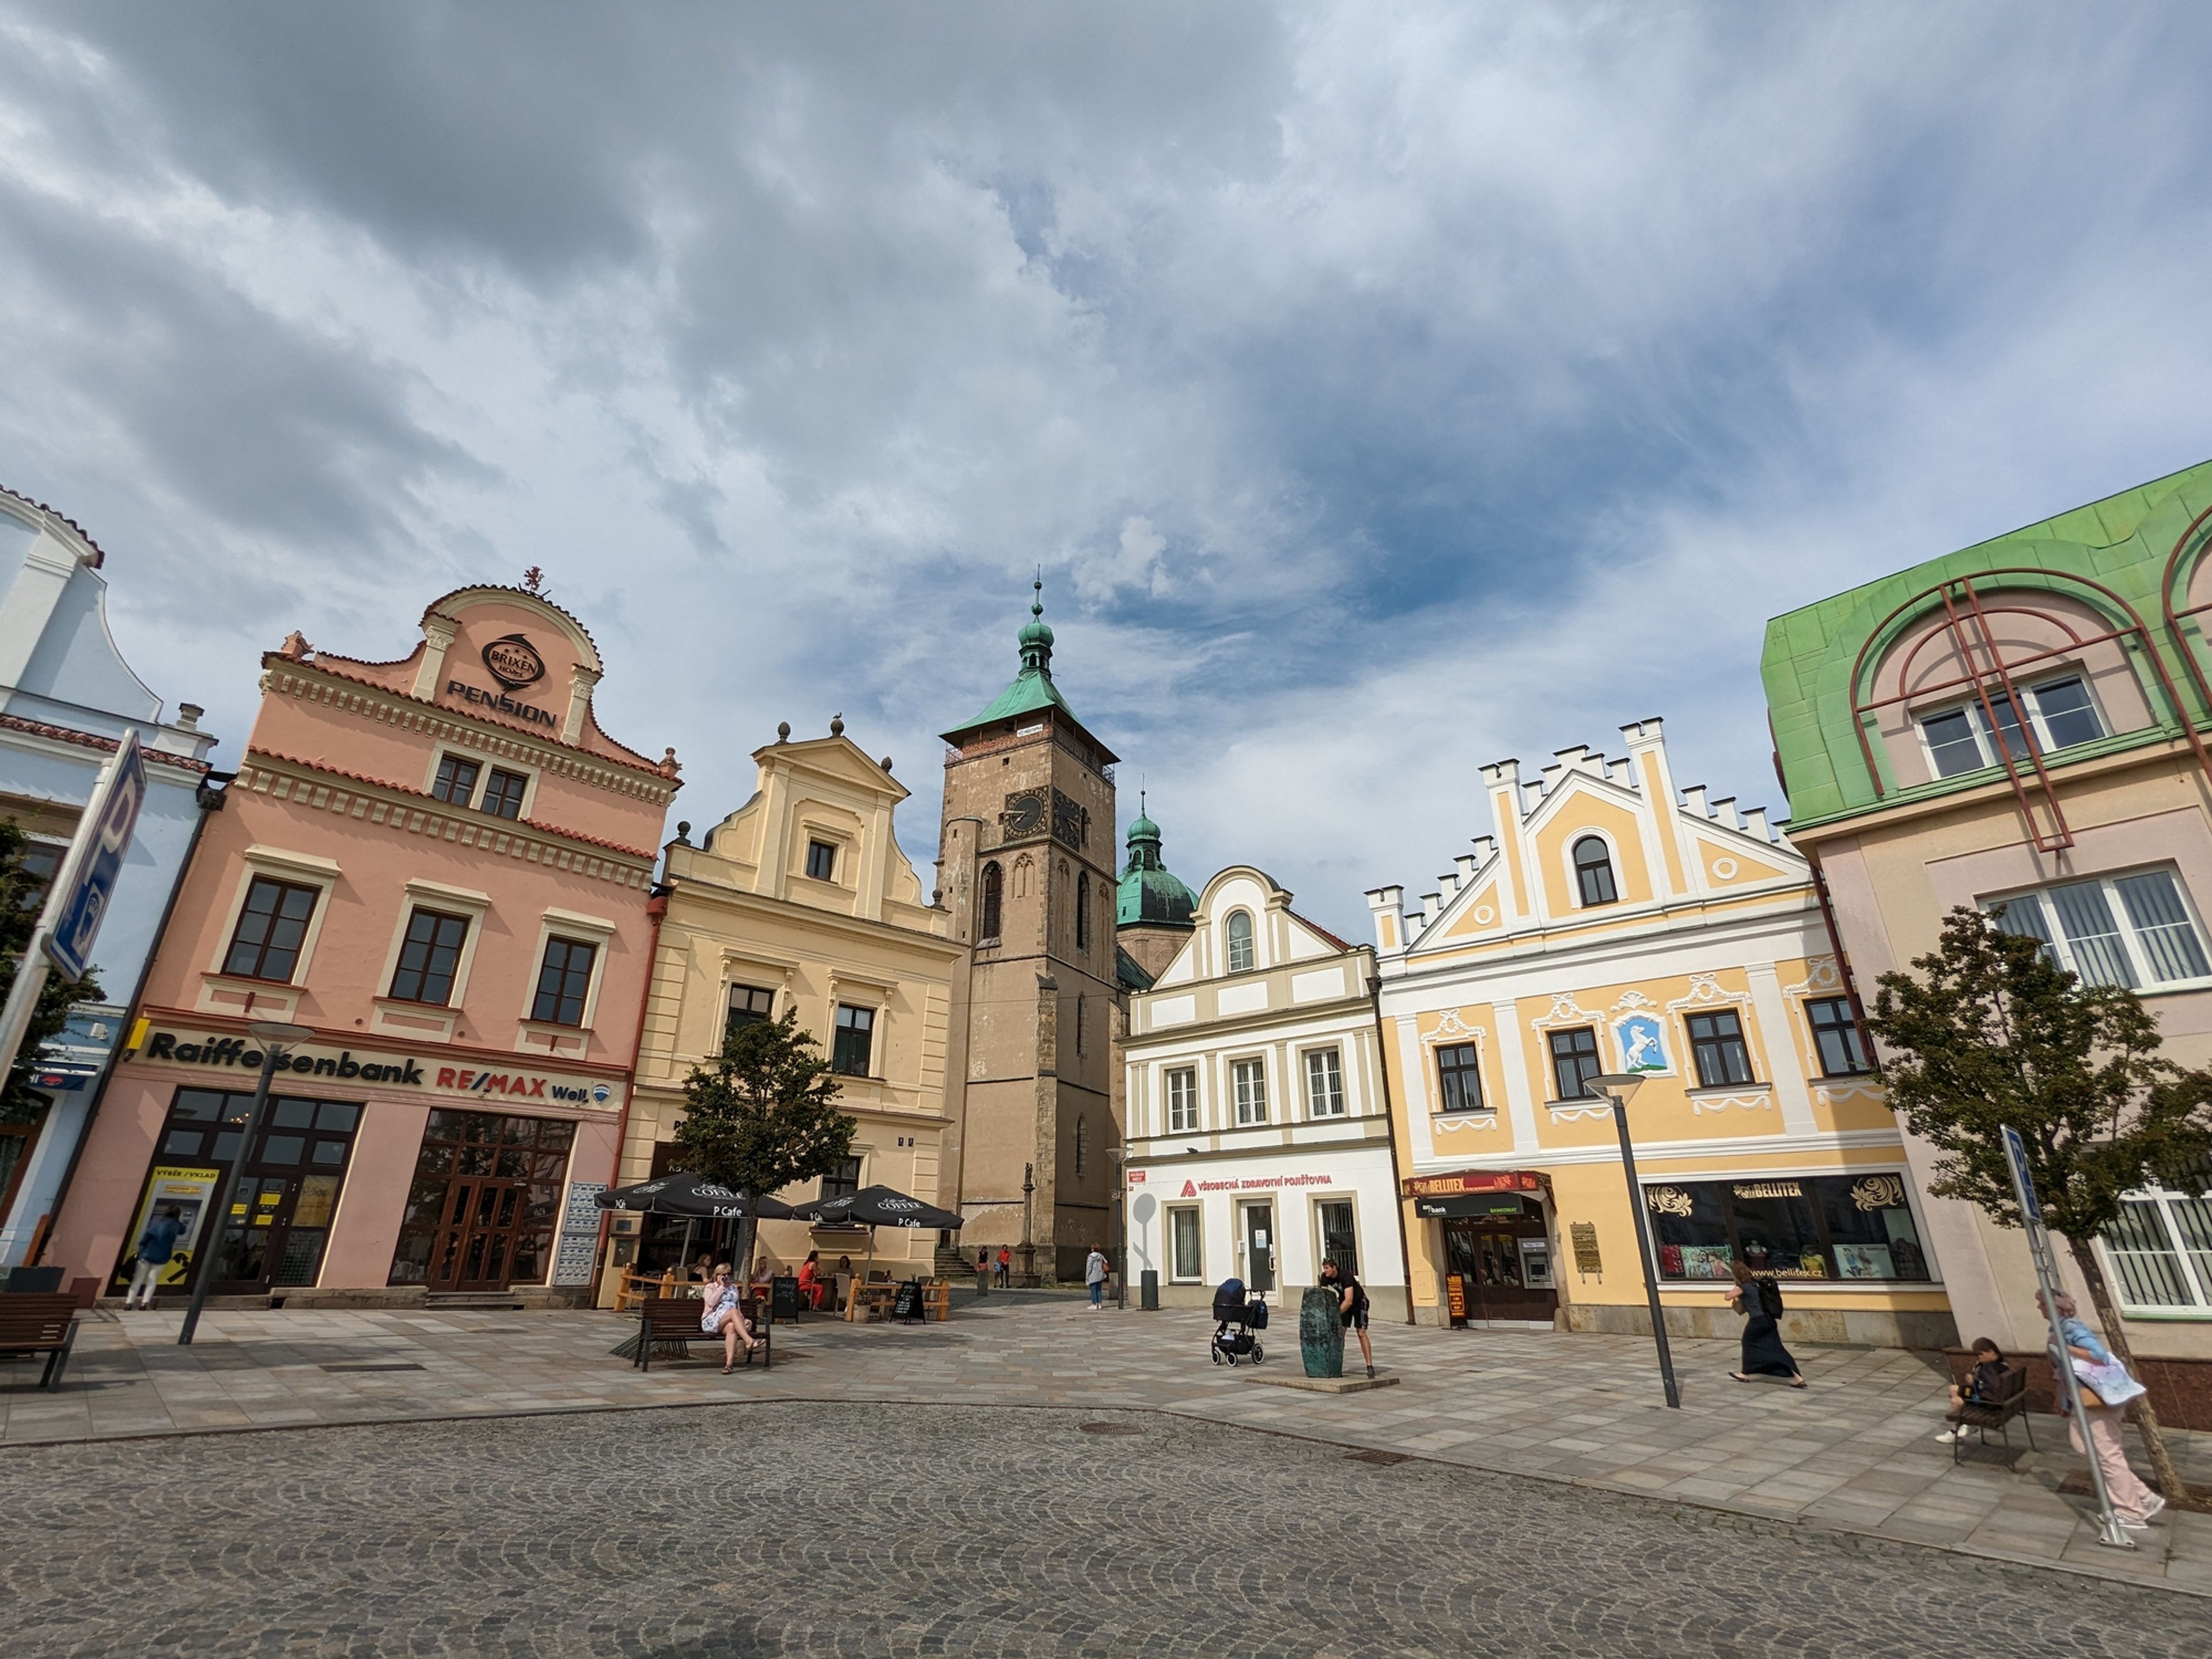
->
[1240,1202,1277,1293]
[1441,1205,1558,1325]
[389,1109,575,1291]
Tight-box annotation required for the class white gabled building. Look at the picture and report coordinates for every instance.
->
[1120,865,1404,1317]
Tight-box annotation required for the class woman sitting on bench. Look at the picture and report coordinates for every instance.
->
[700,1264,758,1374]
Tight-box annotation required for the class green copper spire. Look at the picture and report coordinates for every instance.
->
[1118,791,1196,928]
[944,577,1078,736]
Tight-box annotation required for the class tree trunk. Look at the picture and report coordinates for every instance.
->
[2065,1235,2188,1503]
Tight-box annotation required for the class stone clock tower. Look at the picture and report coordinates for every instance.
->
[938,584,1121,1282]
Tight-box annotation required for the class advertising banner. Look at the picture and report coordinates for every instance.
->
[111,1164,221,1292]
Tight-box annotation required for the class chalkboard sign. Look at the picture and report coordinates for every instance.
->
[892,1279,926,1323]
[771,1275,802,1323]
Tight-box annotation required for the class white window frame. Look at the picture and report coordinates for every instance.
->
[520,906,617,1031]
[1224,908,1256,974]
[376,878,492,1010]
[210,847,343,987]
[2097,1181,2212,1319]
[1916,672,2108,779]
[1303,1047,1346,1119]
[425,747,539,819]
[1168,1204,1204,1282]
[1985,865,2212,994]
[1232,1055,1268,1126]
[1165,1066,1198,1134]
[1565,828,1623,910]
[1312,1194,1359,1278]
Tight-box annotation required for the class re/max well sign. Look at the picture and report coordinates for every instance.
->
[141,1031,612,1106]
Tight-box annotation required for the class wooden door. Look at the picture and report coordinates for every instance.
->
[428,1177,527,1291]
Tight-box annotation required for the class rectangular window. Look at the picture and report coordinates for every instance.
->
[2100,1173,2212,1314]
[1232,1058,1268,1126]
[430,754,481,806]
[832,1004,874,1076]
[1643,1172,1931,1282]
[806,839,838,881]
[821,1156,862,1202]
[530,937,597,1026]
[1919,675,2105,778]
[1316,1199,1358,1278]
[222,876,321,983]
[1165,1067,1198,1134]
[1169,1206,1203,1281]
[1987,867,2211,990]
[1805,997,1870,1077]
[480,767,528,820]
[1435,1043,1484,1113]
[1304,1048,1345,1118]
[1685,1009,1755,1088]
[726,984,775,1043]
[12,839,63,912]
[1548,1028,1601,1101]
[389,908,471,1005]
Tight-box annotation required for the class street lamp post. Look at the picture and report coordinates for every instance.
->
[177,1021,314,1347]
[1587,1072,1680,1409]
[1109,1146,1126,1311]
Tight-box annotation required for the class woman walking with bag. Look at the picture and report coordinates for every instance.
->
[1727,1260,1805,1387]
[2038,1290,2162,1529]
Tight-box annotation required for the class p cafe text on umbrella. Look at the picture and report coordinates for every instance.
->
[793,1184,962,1284]
[596,1173,797,1279]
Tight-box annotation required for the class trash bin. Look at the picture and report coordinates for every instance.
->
[1139,1269,1160,1310]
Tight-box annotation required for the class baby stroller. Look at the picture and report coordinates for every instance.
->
[1210,1277,1268,1366]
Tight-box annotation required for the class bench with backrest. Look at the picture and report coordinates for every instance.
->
[1951,1363,2033,1462]
[0,1293,82,1391]
[632,1295,770,1372]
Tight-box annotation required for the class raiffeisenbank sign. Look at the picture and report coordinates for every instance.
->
[139,1028,620,1110]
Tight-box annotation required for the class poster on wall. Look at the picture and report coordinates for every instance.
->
[552,1181,607,1287]
[110,1164,221,1291]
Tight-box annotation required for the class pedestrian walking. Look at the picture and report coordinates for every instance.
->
[124,1205,184,1309]
[1726,1259,1805,1387]
[1085,1244,1108,1309]
[1320,1257,1374,1377]
[995,1246,1012,1288]
[976,1247,991,1296]
[2037,1289,2162,1529]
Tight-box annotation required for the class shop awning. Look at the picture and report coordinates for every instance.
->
[1400,1169,1544,1199]
[1414,1194,1532,1219]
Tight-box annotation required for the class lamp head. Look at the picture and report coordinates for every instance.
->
[1586,1071,1646,1106]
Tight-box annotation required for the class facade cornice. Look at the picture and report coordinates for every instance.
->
[0,711,211,775]
[238,749,656,887]
[1124,992,1379,1052]
[660,873,963,960]
[262,657,680,801]
[1384,888,1823,984]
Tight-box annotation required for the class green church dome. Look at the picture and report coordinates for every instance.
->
[1117,795,1196,929]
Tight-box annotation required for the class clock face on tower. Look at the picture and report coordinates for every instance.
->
[1051,787,1089,850]
[1001,789,1046,837]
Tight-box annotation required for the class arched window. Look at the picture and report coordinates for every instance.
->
[979,861,1003,940]
[1074,1113,1088,1176]
[1226,908,1255,972]
[1573,836,1618,907]
[1075,870,1090,950]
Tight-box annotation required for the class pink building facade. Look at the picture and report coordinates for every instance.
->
[47,585,678,1305]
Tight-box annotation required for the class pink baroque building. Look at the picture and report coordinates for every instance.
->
[47,584,679,1306]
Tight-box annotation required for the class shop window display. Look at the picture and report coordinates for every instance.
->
[1643,1171,1929,1282]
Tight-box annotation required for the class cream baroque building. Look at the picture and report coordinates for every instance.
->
[1367,719,1956,1349]
[611,724,964,1294]
[1122,867,1402,1316]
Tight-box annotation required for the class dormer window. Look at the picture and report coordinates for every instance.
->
[1573,837,1618,907]
[1919,676,2104,779]
[1225,909,1255,973]
[806,839,838,882]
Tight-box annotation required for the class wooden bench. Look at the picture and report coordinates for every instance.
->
[1950,1363,2034,1462]
[632,1295,770,1373]
[0,1293,82,1391]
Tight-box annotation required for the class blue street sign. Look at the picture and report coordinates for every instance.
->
[2001,1124,2040,1223]
[41,732,147,983]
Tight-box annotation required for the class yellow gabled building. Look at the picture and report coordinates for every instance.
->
[1365,718,1956,1349]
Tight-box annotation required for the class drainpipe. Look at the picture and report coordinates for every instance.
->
[1368,967,1418,1326]
[33,770,232,1266]
[592,859,671,1304]
[1805,853,1874,1052]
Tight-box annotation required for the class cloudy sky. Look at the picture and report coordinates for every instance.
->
[5,3,2210,934]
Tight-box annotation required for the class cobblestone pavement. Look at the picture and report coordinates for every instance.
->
[7,1295,2209,1595]
[2,1400,2204,1659]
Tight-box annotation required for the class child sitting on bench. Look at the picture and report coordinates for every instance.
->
[1936,1337,2010,1444]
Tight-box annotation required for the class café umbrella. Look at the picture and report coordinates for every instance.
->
[597,1175,798,1360]
[794,1184,963,1287]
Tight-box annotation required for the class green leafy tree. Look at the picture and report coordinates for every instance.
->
[1,820,103,1125]
[1868,904,2212,1502]
[671,1008,855,1275]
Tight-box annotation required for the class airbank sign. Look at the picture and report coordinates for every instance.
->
[139,1029,620,1111]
